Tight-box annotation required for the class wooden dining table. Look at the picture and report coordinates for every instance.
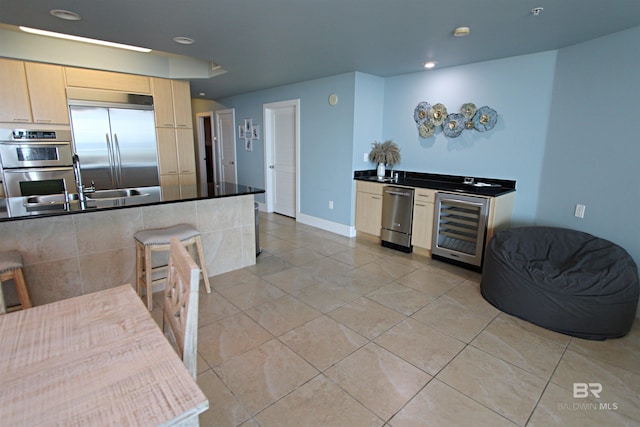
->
[0,284,208,426]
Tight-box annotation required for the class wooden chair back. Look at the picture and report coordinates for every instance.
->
[163,237,200,378]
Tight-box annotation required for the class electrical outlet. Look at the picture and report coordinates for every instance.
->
[363,152,369,162]
[328,200,334,209]
[574,203,586,218]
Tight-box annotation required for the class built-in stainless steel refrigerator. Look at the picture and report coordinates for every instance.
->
[68,89,159,190]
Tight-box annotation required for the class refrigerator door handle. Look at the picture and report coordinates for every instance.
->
[105,133,116,187]
[113,133,123,188]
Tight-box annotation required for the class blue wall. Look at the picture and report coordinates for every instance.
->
[382,52,557,224]
[218,73,357,224]
[351,72,385,221]
[537,26,640,264]
[216,26,640,268]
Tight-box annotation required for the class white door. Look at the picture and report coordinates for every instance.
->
[215,109,237,184]
[264,100,299,217]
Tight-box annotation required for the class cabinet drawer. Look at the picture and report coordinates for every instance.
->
[414,188,436,203]
[356,180,384,195]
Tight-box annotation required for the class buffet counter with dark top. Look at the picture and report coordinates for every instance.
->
[0,182,265,222]
[354,170,516,197]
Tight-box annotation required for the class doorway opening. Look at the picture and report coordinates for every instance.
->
[196,111,216,196]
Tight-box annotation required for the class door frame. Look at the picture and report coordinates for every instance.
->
[215,108,238,185]
[195,111,215,196]
[263,99,300,215]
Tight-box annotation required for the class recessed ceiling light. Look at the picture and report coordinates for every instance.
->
[199,92,206,97]
[453,26,470,37]
[424,61,437,69]
[50,9,81,21]
[173,36,194,45]
[19,26,152,52]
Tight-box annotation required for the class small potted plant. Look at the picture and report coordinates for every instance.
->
[369,140,401,179]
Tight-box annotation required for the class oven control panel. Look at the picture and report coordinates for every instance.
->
[12,130,58,140]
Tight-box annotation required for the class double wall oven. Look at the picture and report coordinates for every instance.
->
[0,129,76,197]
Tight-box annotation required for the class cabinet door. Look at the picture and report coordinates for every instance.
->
[151,78,175,127]
[175,128,196,174]
[412,189,436,249]
[155,128,179,175]
[179,173,198,198]
[160,174,181,200]
[355,191,383,236]
[172,80,193,128]
[24,62,69,124]
[65,67,151,93]
[0,59,32,123]
[411,201,434,249]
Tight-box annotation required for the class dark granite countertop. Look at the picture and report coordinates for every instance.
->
[0,182,264,222]
[354,170,516,197]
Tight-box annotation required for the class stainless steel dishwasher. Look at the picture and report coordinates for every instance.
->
[380,186,415,252]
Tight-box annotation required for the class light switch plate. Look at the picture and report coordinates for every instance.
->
[574,204,586,218]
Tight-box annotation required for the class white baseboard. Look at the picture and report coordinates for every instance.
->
[296,213,356,237]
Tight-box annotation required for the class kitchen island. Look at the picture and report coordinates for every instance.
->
[0,183,264,306]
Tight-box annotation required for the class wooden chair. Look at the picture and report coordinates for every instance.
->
[163,237,200,379]
[134,224,211,311]
[0,251,32,314]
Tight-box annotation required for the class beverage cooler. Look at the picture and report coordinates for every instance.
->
[431,192,490,270]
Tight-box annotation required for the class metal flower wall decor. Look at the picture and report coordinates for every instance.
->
[413,102,497,138]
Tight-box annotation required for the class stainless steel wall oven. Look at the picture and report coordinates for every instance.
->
[0,129,76,197]
[431,192,490,270]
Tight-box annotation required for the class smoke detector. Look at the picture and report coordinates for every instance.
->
[531,7,544,16]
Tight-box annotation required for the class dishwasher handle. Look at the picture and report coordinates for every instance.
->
[385,190,412,197]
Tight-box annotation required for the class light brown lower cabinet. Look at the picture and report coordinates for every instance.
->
[355,181,383,237]
[411,188,436,251]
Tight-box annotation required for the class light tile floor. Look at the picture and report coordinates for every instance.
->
[152,212,640,426]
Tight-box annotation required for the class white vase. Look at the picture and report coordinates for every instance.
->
[376,162,386,179]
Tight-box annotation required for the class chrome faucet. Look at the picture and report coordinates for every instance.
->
[72,154,83,192]
[72,154,95,204]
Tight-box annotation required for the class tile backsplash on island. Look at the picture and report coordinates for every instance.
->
[0,195,256,306]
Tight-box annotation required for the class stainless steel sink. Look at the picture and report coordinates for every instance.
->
[24,193,80,209]
[86,189,150,200]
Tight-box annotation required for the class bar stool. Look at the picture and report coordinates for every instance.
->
[134,224,211,311]
[0,251,32,314]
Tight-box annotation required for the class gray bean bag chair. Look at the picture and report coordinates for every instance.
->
[481,227,639,340]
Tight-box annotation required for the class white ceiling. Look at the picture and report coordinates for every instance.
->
[1,0,640,99]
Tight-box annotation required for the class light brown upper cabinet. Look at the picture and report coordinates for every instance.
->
[171,80,193,128]
[65,67,151,93]
[151,78,175,127]
[0,59,69,124]
[24,62,69,124]
[151,78,193,128]
[0,58,32,123]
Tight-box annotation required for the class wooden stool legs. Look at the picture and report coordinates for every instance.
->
[0,267,32,314]
[193,236,212,294]
[135,236,211,311]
